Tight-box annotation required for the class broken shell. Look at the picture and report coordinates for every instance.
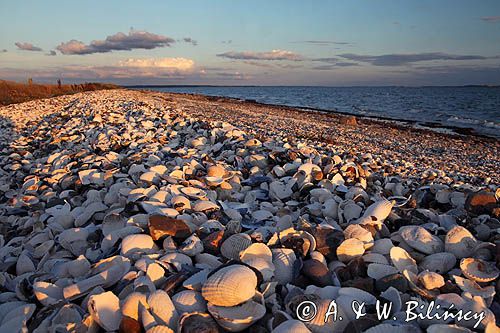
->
[419,252,457,274]
[178,312,220,333]
[208,300,266,332]
[390,247,418,274]
[121,292,148,321]
[336,238,365,263]
[399,225,444,254]
[367,263,399,280]
[362,199,394,223]
[88,291,122,331]
[202,265,257,306]
[445,226,478,259]
[418,270,445,290]
[121,234,159,258]
[172,290,207,314]
[148,290,179,329]
[460,258,499,283]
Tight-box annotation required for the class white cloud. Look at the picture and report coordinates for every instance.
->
[118,57,195,71]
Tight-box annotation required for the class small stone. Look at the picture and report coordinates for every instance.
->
[465,191,497,215]
[148,215,191,241]
[340,115,357,126]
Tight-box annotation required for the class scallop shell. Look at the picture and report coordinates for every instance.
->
[220,233,252,260]
[419,252,457,274]
[272,319,311,333]
[445,226,478,259]
[121,292,148,321]
[460,258,499,283]
[367,263,399,280]
[207,300,266,332]
[147,290,178,329]
[336,238,365,263]
[272,248,297,285]
[239,243,275,281]
[361,199,394,223]
[399,225,444,254]
[88,291,122,331]
[343,224,374,249]
[418,270,445,290]
[178,312,220,333]
[172,290,207,314]
[390,247,417,274]
[305,299,350,333]
[121,234,159,259]
[202,265,257,306]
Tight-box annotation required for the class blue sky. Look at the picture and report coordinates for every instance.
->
[1,0,500,85]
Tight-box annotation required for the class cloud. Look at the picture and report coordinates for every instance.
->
[337,52,495,66]
[118,57,195,71]
[46,50,56,56]
[292,40,351,46]
[56,29,175,55]
[1,49,7,53]
[312,63,359,70]
[480,16,500,22]
[217,49,304,61]
[182,37,197,46]
[15,42,42,51]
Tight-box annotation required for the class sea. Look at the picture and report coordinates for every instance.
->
[133,86,500,139]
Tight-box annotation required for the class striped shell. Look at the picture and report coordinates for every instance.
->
[240,243,275,281]
[419,252,457,274]
[147,290,178,329]
[445,226,478,259]
[272,248,297,285]
[202,265,257,306]
[399,226,444,254]
[390,247,417,274]
[172,290,207,314]
[220,233,252,260]
[362,199,394,223]
[305,299,350,333]
[207,300,266,332]
[460,258,500,283]
[336,238,365,263]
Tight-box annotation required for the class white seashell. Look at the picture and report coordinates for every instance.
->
[272,248,297,285]
[418,270,445,290]
[193,200,219,213]
[0,303,36,333]
[146,262,166,287]
[272,319,311,333]
[305,299,350,333]
[390,247,417,274]
[220,233,252,260]
[240,243,275,281]
[371,238,394,255]
[195,253,222,269]
[338,287,377,304]
[33,281,63,306]
[362,252,389,265]
[145,326,175,333]
[16,251,35,276]
[336,238,365,263]
[367,263,399,280]
[202,265,257,306]
[121,292,148,321]
[460,258,499,283]
[159,252,193,271]
[343,224,373,249]
[419,252,457,274]
[427,324,472,333]
[445,226,478,259]
[380,287,402,314]
[65,255,91,278]
[148,290,178,329]
[172,290,207,314]
[88,291,122,331]
[208,300,266,332]
[179,234,204,256]
[321,198,339,219]
[362,199,394,223]
[121,234,159,259]
[183,269,210,291]
[399,225,444,254]
[310,251,327,266]
[364,323,418,333]
[452,276,496,299]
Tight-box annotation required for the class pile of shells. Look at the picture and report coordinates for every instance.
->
[0,91,499,332]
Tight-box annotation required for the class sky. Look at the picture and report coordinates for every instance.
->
[1,0,500,86]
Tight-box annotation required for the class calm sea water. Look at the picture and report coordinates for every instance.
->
[138,86,500,138]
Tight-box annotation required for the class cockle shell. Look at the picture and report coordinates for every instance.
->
[336,238,365,263]
[220,233,252,260]
[172,290,207,314]
[460,258,499,283]
[390,247,417,274]
[343,224,374,249]
[418,270,445,290]
[207,300,266,332]
[419,252,457,274]
[305,299,350,333]
[272,319,311,333]
[88,291,122,331]
[445,226,478,259]
[239,243,275,281]
[399,225,444,254]
[361,199,394,223]
[148,290,178,329]
[272,248,297,285]
[202,265,257,306]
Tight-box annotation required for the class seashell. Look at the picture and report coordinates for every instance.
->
[362,252,389,265]
[419,252,457,274]
[88,291,122,331]
[183,269,210,291]
[380,287,402,314]
[220,233,252,260]
[267,228,317,255]
[310,251,327,266]
[272,319,311,333]
[304,285,341,300]
[148,290,178,329]
[178,312,220,333]
[418,270,445,290]
[272,248,297,285]
[146,262,166,287]
[452,275,496,299]
[367,263,398,280]
[427,324,472,333]
[66,254,91,278]
[207,300,266,332]
[33,281,63,306]
[371,238,394,255]
[399,225,444,254]
[445,226,478,259]
[121,292,148,321]
[121,234,159,259]
[195,253,222,269]
[402,269,439,300]
[344,224,373,249]
[202,265,257,306]
[149,215,192,240]
[0,303,36,333]
[180,234,204,256]
[361,199,394,223]
[172,290,207,314]
[305,298,350,333]
[239,243,275,281]
[160,252,193,271]
[193,200,220,213]
[145,326,175,333]
[171,196,191,212]
[390,247,417,274]
[336,238,365,263]
[364,323,419,333]
[460,258,499,283]
[180,187,207,199]
[16,251,35,276]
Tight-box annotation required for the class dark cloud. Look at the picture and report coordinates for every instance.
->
[46,50,56,56]
[182,37,198,46]
[337,52,495,66]
[217,50,304,61]
[15,42,42,51]
[481,16,500,22]
[292,40,351,46]
[312,62,359,70]
[1,49,7,53]
[56,29,175,55]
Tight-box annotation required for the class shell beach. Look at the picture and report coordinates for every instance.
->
[0,89,499,332]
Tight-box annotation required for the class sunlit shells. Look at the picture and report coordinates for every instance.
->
[239,243,275,281]
[88,291,122,331]
[202,265,257,306]
[418,270,445,290]
[361,199,394,223]
[272,248,297,285]
[148,215,192,240]
[172,290,207,314]
[220,233,252,260]
[207,300,266,332]
[445,226,478,259]
[399,225,444,254]
[390,247,418,274]
[337,238,365,263]
[121,234,158,258]
[460,258,499,283]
